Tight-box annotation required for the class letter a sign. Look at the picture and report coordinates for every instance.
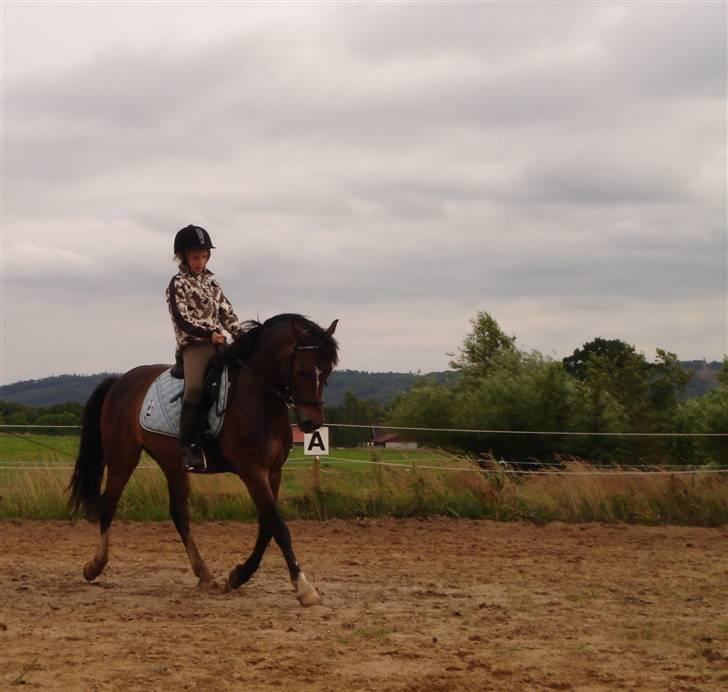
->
[304,427,329,456]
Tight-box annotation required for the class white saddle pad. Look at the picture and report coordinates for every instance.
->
[139,367,230,438]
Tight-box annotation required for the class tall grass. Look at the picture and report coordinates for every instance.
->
[512,460,728,525]
[1,449,726,525]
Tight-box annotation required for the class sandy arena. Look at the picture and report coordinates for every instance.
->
[1,519,727,691]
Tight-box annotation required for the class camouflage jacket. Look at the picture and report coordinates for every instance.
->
[166,265,243,353]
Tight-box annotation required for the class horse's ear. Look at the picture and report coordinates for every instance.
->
[291,321,307,342]
[326,319,339,336]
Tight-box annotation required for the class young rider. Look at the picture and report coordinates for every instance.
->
[166,224,243,470]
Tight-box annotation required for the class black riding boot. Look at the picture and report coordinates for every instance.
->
[179,400,205,471]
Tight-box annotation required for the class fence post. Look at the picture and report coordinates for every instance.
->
[313,455,321,493]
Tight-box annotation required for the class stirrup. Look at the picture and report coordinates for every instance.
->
[181,444,206,471]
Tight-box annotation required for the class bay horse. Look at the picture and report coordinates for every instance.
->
[68,314,338,606]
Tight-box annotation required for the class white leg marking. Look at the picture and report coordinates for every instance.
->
[293,571,322,607]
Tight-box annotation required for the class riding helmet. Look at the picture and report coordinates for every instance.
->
[174,225,215,254]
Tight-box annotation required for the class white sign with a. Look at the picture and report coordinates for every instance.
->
[303,427,329,456]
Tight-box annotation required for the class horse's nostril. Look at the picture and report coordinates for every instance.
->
[300,419,321,434]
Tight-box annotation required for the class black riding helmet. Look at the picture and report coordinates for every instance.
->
[174,225,215,255]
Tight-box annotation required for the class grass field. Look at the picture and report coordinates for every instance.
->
[1,432,727,525]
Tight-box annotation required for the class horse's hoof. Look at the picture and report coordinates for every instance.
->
[294,572,322,607]
[297,588,322,607]
[198,579,222,594]
[83,561,102,581]
[227,567,242,591]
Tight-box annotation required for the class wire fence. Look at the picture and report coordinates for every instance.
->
[1,423,726,436]
[326,423,728,437]
[1,423,727,476]
[1,454,727,476]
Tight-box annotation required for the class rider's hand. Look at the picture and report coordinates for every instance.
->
[211,332,226,345]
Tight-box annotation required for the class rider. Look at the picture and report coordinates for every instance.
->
[166,224,243,470]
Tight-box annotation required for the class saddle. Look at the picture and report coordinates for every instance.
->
[139,360,230,439]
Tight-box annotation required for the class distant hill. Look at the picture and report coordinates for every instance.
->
[679,360,723,399]
[0,369,459,407]
[0,362,720,408]
[0,373,120,407]
[325,369,460,405]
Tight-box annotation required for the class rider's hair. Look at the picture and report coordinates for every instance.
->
[173,249,212,264]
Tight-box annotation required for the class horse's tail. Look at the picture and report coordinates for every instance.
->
[68,376,119,518]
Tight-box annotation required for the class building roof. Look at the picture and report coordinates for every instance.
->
[373,431,409,444]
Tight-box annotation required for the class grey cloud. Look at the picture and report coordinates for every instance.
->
[512,156,691,206]
[335,2,726,100]
[6,2,722,210]
[603,3,727,100]
[330,2,597,62]
[5,36,271,127]
[1,1,725,383]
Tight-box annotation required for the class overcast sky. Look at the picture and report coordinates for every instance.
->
[1,1,726,384]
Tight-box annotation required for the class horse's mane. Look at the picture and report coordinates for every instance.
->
[222,313,339,366]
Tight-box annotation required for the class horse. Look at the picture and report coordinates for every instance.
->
[68,313,339,606]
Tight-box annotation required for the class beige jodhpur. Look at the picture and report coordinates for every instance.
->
[181,343,217,402]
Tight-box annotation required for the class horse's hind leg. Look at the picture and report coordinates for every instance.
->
[163,468,216,589]
[83,448,139,581]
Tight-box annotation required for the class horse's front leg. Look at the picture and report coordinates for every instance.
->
[269,504,322,607]
[227,515,273,589]
[229,469,321,606]
[262,503,321,606]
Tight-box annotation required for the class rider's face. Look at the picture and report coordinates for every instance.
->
[185,249,210,274]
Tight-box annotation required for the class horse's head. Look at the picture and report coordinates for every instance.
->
[226,314,340,432]
[286,318,339,433]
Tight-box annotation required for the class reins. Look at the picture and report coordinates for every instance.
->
[185,319,329,420]
[238,344,324,409]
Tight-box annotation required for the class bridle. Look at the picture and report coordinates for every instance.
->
[240,344,325,409]
[282,344,325,408]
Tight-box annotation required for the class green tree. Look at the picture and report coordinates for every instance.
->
[384,315,711,466]
[563,338,643,380]
[564,340,697,463]
[0,400,82,435]
[389,380,456,448]
[649,349,691,428]
[6,410,30,426]
[448,311,517,377]
[449,351,625,460]
[325,391,385,447]
[564,338,652,430]
[676,357,728,465]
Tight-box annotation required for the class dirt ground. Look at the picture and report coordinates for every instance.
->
[1,519,727,691]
